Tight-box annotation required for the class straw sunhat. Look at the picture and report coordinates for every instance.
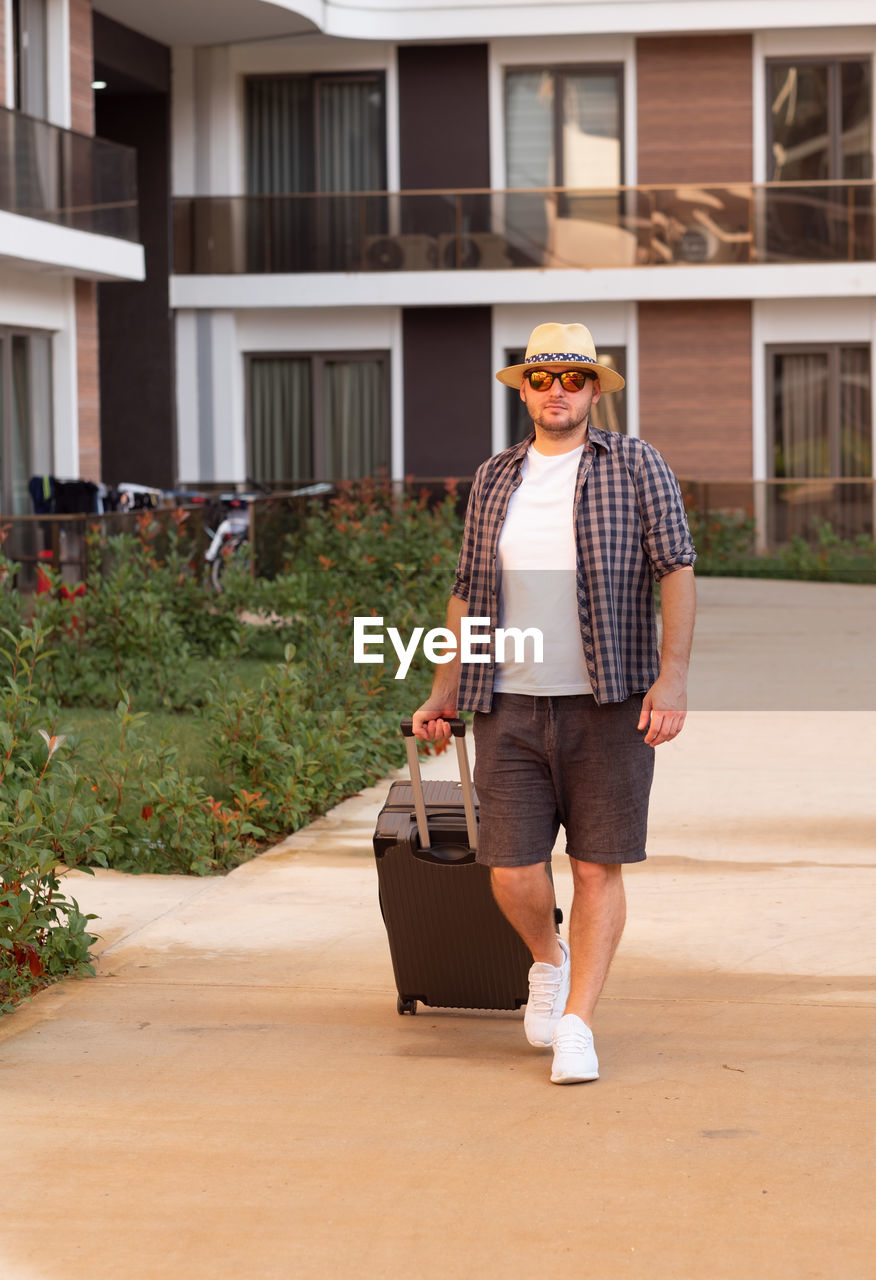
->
[496,322,625,393]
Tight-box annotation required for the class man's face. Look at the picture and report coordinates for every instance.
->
[519,365,601,437]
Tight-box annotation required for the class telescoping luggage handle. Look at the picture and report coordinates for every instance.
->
[400,719,478,853]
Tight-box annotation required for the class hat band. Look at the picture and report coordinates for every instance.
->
[525,352,596,365]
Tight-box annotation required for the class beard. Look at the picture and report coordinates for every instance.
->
[527,398,591,436]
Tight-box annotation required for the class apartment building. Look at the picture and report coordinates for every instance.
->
[0,0,143,513]
[2,0,875,539]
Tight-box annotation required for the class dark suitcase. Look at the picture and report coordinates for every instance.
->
[374,718,561,1016]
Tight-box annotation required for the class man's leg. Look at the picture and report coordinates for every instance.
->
[565,860,626,1026]
[490,864,569,1047]
[548,861,625,1084]
[490,864,562,966]
[491,860,626,1024]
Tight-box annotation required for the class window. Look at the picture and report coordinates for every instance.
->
[244,74,387,271]
[505,347,627,447]
[766,58,873,260]
[768,343,872,540]
[246,352,390,485]
[12,0,48,119]
[505,67,623,190]
[0,328,53,515]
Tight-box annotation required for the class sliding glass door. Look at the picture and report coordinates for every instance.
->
[504,65,624,264]
[245,73,387,271]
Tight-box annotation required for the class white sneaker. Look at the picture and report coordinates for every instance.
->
[550,1013,599,1084]
[523,937,571,1047]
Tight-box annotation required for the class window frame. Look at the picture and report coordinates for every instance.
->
[244,348,391,485]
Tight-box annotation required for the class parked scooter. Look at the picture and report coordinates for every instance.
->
[204,482,332,590]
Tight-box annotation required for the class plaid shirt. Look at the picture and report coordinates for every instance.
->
[451,426,696,711]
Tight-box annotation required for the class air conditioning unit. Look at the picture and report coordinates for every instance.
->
[364,234,439,270]
[672,211,752,265]
[438,233,515,270]
[674,224,720,263]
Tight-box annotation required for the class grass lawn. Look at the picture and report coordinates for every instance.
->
[51,656,275,803]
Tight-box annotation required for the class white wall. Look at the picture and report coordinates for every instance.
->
[0,265,79,475]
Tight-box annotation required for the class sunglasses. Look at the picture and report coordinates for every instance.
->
[524,369,592,392]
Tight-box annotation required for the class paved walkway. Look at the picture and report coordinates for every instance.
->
[1,578,875,1279]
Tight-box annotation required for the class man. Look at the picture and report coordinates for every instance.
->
[412,322,696,1085]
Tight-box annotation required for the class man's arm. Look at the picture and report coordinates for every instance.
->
[411,594,468,741]
[637,566,696,746]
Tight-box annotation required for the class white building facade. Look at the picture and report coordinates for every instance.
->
[2,0,875,540]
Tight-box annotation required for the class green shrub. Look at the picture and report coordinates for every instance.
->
[686,507,876,583]
[685,507,757,573]
[0,624,112,1012]
[207,480,463,835]
[77,694,266,876]
[33,513,244,709]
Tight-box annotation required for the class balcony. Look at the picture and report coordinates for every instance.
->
[172,181,874,275]
[0,105,139,242]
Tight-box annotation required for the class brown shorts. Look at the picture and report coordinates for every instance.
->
[473,693,654,867]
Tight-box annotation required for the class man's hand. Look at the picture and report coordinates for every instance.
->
[637,671,687,746]
[412,697,458,742]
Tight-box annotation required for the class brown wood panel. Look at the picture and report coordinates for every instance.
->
[69,0,94,135]
[398,45,490,190]
[75,280,101,481]
[403,308,492,479]
[637,36,752,183]
[638,301,752,481]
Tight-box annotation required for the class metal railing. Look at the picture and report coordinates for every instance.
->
[3,478,873,593]
[172,181,875,274]
[0,105,139,241]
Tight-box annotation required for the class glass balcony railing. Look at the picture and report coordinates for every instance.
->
[0,105,139,241]
[172,181,875,274]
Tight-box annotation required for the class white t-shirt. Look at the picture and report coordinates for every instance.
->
[493,443,593,696]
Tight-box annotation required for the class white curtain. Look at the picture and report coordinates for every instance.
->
[840,347,872,477]
[324,359,389,480]
[773,352,830,477]
[248,358,313,484]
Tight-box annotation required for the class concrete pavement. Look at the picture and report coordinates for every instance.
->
[0,577,874,1279]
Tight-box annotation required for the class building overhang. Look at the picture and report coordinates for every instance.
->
[95,0,876,46]
[0,212,146,282]
[170,261,876,310]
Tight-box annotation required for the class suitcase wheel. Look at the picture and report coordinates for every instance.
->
[397,996,418,1016]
